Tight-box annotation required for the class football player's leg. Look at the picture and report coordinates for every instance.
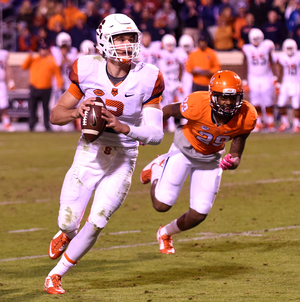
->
[177,164,222,231]
[65,152,136,262]
[291,95,300,132]
[48,167,93,260]
[151,151,190,212]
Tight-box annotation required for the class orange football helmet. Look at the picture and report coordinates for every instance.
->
[209,70,243,117]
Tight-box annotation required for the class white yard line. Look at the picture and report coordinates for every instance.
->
[1,225,299,263]
[8,228,48,233]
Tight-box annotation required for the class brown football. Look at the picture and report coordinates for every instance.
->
[81,97,107,142]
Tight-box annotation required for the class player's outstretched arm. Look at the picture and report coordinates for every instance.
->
[221,133,250,170]
[163,102,184,123]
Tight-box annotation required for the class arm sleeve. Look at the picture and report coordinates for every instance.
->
[127,107,164,145]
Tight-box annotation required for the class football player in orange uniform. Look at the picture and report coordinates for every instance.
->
[141,70,257,254]
[44,14,165,294]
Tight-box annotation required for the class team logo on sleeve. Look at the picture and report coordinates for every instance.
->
[111,88,118,97]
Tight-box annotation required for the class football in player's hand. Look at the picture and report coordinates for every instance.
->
[81,97,107,142]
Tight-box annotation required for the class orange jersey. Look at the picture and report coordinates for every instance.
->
[180,91,257,155]
[185,47,221,86]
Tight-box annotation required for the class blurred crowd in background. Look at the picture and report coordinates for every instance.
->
[1,0,300,52]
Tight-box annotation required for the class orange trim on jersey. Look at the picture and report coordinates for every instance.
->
[69,59,79,84]
[68,82,84,100]
[64,252,78,264]
[151,70,165,97]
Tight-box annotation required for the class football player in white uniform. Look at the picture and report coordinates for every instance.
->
[79,39,97,55]
[177,34,194,104]
[158,34,184,132]
[50,32,78,131]
[0,49,15,131]
[242,28,276,131]
[137,31,161,66]
[276,38,300,133]
[44,14,164,295]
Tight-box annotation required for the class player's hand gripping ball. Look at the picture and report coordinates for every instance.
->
[81,97,107,142]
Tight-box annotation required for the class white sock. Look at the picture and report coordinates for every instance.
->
[281,115,289,126]
[48,253,76,277]
[293,117,299,128]
[66,222,102,262]
[162,219,181,236]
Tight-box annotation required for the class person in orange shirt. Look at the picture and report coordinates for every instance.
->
[141,70,257,254]
[22,42,63,131]
[185,33,221,92]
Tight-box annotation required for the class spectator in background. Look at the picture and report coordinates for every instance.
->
[262,10,286,50]
[180,0,200,47]
[185,32,221,92]
[64,0,83,31]
[287,0,300,35]
[233,2,248,49]
[292,15,300,47]
[214,16,234,51]
[99,0,117,19]
[140,7,163,41]
[69,12,94,51]
[47,2,65,32]
[249,0,270,27]
[126,1,143,28]
[84,1,101,42]
[154,1,179,36]
[22,41,63,132]
[17,22,38,52]
[16,0,35,30]
[240,13,256,46]
[199,0,218,31]
[271,0,288,29]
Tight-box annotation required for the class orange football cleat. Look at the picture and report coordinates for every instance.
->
[44,274,65,294]
[140,155,165,184]
[157,226,175,254]
[48,231,71,259]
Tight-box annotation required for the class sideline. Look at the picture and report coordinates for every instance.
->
[1,225,300,263]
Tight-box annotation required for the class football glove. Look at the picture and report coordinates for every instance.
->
[220,154,234,170]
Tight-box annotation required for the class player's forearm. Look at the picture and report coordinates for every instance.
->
[50,105,79,125]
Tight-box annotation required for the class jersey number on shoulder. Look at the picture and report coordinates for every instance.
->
[197,131,231,146]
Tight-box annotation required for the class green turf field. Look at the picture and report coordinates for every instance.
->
[0,131,300,301]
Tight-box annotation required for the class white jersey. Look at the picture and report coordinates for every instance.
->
[277,51,300,83]
[277,51,300,108]
[50,46,78,90]
[137,41,161,66]
[242,40,274,76]
[176,47,193,102]
[70,55,164,148]
[0,49,9,82]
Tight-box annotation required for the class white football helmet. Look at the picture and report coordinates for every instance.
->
[179,34,194,53]
[96,13,141,64]
[248,28,264,46]
[80,39,96,54]
[282,38,297,56]
[162,34,176,52]
[56,32,72,47]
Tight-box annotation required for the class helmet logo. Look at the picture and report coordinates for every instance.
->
[111,88,118,97]
[223,88,236,94]
[94,89,105,96]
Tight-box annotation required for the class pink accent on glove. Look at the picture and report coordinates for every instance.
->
[220,154,234,170]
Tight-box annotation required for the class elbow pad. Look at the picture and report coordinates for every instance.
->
[127,107,164,145]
